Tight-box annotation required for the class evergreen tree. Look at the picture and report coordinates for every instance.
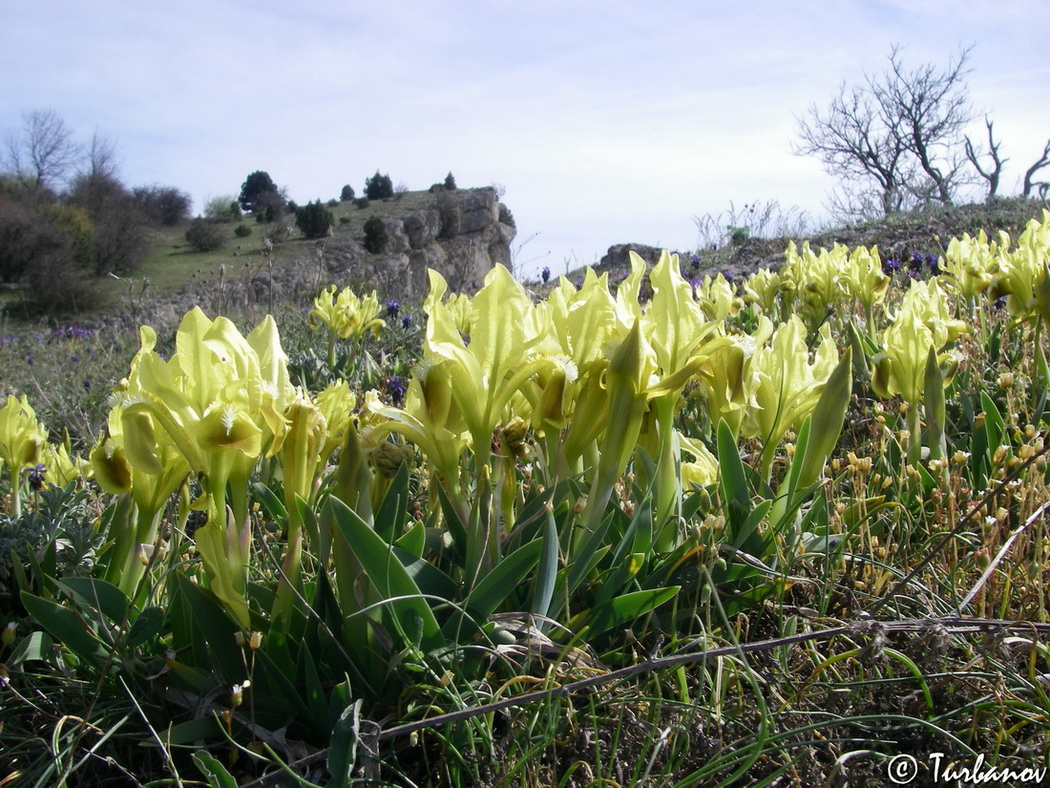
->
[295,200,334,239]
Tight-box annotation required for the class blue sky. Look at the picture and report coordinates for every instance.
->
[3,1,1049,279]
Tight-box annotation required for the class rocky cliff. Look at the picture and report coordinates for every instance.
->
[139,187,516,328]
[318,186,515,297]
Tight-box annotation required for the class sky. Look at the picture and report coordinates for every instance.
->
[2,1,1049,280]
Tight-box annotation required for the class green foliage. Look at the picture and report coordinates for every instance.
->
[340,183,355,201]
[352,196,370,210]
[295,199,334,239]
[233,222,252,238]
[185,217,226,252]
[363,215,388,253]
[728,224,750,246]
[203,194,240,222]
[6,207,1050,783]
[444,171,457,190]
[238,169,277,212]
[364,170,394,200]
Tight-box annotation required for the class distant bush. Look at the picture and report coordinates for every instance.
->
[364,171,394,200]
[185,218,226,252]
[265,222,293,245]
[287,200,298,214]
[327,198,338,207]
[444,171,457,190]
[239,170,277,213]
[234,223,252,238]
[338,215,350,225]
[132,185,191,226]
[204,195,240,223]
[353,197,370,210]
[296,200,334,239]
[340,184,355,201]
[363,216,388,253]
[499,203,515,228]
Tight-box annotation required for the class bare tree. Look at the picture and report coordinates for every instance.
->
[882,46,974,205]
[1022,139,1050,199]
[795,46,975,219]
[4,109,81,191]
[82,129,121,181]
[965,118,1007,200]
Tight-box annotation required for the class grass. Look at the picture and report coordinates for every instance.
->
[1,198,1050,785]
[122,192,441,303]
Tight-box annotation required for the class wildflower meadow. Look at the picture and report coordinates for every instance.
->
[2,211,1050,785]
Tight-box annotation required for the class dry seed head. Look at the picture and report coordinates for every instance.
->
[998,372,1015,388]
[847,451,872,472]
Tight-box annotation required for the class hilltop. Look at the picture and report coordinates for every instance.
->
[84,185,516,328]
[591,198,1049,285]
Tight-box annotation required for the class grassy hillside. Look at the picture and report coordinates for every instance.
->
[103,191,441,307]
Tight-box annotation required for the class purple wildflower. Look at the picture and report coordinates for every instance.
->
[27,463,46,492]
[387,376,408,406]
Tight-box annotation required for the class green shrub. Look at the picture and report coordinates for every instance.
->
[363,215,388,253]
[364,171,394,200]
[185,218,226,252]
[239,170,277,212]
[203,195,240,223]
[340,184,355,201]
[728,224,750,246]
[353,197,370,210]
[295,200,334,239]
[444,171,457,190]
[234,223,252,238]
